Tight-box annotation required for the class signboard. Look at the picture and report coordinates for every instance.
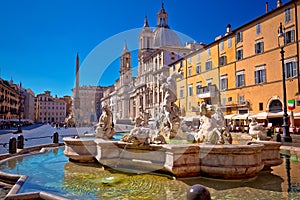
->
[288,99,295,110]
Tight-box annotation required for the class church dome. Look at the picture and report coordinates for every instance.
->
[152,27,182,47]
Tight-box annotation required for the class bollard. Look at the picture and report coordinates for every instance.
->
[53,132,59,143]
[17,124,22,133]
[276,133,281,142]
[17,135,24,149]
[9,137,17,154]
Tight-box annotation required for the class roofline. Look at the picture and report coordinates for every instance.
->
[211,0,295,45]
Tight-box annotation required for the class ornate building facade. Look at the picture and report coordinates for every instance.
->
[102,3,203,123]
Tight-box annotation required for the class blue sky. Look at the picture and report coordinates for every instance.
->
[0,0,289,97]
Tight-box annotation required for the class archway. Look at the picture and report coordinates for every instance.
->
[266,96,283,112]
[269,100,283,113]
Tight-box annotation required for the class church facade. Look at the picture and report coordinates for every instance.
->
[104,3,203,123]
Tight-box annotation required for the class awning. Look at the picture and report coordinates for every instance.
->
[224,114,238,120]
[293,112,300,119]
[253,112,268,120]
[224,113,252,120]
[232,113,252,120]
[267,112,284,118]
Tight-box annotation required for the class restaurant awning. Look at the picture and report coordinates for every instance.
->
[224,114,238,120]
[224,113,252,120]
[253,112,268,120]
[232,113,252,120]
[292,112,300,119]
[267,111,284,118]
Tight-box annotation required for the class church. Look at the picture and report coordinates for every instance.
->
[106,2,203,124]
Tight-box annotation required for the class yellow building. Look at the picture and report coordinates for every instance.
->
[172,45,220,117]
[171,0,300,127]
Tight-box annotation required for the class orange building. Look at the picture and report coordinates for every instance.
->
[171,0,300,127]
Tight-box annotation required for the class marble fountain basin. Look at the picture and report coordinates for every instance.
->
[63,137,282,179]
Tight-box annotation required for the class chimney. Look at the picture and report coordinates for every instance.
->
[225,24,231,36]
[266,2,269,13]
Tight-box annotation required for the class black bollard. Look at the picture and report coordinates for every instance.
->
[186,184,211,200]
[276,133,281,142]
[53,132,59,143]
[17,135,24,149]
[9,137,17,154]
[17,124,22,133]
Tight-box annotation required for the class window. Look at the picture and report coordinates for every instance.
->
[238,95,245,104]
[197,53,200,61]
[221,98,226,106]
[220,76,228,91]
[236,31,243,43]
[205,60,212,71]
[196,65,201,74]
[259,102,264,111]
[285,61,297,78]
[228,37,232,48]
[236,48,243,60]
[180,87,184,99]
[255,41,264,54]
[196,82,202,94]
[220,41,224,51]
[284,29,295,44]
[172,64,176,71]
[284,7,292,23]
[206,78,213,86]
[188,67,192,76]
[256,23,261,35]
[207,48,211,56]
[187,57,191,64]
[228,97,232,102]
[238,109,248,114]
[236,71,245,87]
[219,55,227,66]
[255,68,266,84]
[188,84,193,96]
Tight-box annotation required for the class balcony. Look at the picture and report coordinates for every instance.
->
[220,100,250,108]
[197,85,217,99]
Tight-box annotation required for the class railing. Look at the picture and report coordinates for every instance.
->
[220,100,250,108]
[0,132,69,154]
[197,85,217,99]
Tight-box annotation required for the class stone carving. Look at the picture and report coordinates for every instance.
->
[248,117,266,140]
[65,113,75,127]
[160,71,183,138]
[195,102,232,144]
[95,102,115,139]
[134,107,150,127]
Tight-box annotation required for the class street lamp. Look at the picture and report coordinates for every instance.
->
[278,22,292,142]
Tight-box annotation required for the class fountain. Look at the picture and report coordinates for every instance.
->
[64,71,283,179]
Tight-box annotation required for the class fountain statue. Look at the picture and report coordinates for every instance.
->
[121,106,166,145]
[64,69,282,179]
[134,106,150,127]
[65,113,75,127]
[248,117,266,140]
[160,70,183,138]
[95,102,116,139]
[194,102,232,144]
